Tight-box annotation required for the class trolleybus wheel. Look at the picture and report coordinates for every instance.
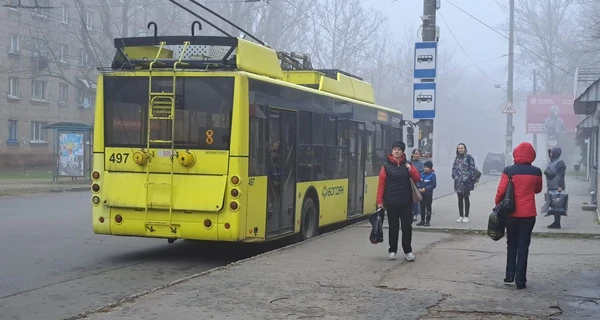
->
[300,197,318,241]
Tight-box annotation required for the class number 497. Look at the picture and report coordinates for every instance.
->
[109,153,129,163]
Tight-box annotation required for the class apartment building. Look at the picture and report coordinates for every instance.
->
[1,0,98,168]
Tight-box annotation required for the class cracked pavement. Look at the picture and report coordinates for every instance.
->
[81,225,600,320]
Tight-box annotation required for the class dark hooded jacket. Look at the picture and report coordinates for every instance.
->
[544,147,566,190]
[495,142,543,218]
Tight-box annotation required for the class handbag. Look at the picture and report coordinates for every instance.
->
[410,179,423,202]
[497,166,515,217]
[487,206,506,241]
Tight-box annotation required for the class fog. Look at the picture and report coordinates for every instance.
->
[3,0,600,176]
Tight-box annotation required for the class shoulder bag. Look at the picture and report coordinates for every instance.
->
[497,166,515,217]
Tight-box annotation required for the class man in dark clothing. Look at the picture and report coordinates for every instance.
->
[377,141,422,261]
[541,147,566,228]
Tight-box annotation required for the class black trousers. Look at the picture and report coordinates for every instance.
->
[457,191,470,217]
[386,203,413,254]
[506,217,536,285]
[420,193,433,222]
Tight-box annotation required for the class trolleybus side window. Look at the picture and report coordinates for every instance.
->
[297,111,312,182]
[249,80,269,176]
[374,123,387,171]
[311,113,326,181]
[324,115,337,180]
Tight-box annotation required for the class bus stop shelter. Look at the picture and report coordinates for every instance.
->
[574,78,600,206]
[42,122,93,182]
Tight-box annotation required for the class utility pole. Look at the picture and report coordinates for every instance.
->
[532,70,537,153]
[416,0,438,160]
[506,0,515,166]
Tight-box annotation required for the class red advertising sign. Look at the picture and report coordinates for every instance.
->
[526,95,578,134]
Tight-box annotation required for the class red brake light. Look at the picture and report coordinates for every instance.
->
[92,171,100,180]
[231,176,240,185]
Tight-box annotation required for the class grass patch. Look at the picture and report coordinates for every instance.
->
[0,172,53,180]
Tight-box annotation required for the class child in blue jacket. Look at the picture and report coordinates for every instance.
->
[417,161,437,226]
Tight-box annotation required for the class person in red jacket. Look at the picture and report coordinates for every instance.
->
[377,141,422,261]
[494,142,543,290]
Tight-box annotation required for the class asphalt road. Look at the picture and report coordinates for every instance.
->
[0,191,270,320]
[0,172,498,320]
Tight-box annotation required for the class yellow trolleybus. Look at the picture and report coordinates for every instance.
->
[91,33,408,243]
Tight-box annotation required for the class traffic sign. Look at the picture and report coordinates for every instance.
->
[502,101,516,114]
[414,41,437,79]
[413,82,436,119]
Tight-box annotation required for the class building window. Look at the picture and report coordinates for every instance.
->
[9,34,20,54]
[59,83,68,103]
[33,0,49,17]
[79,48,89,66]
[31,121,48,142]
[59,45,68,63]
[8,77,19,97]
[32,38,49,57]
[8,120,18,143]
[61,3,69,23]
[32,80,47,100]
[8,0,19,10]
[78,89,92,108]
[86,11,93,30]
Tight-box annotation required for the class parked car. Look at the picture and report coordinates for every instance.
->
[482,152,506,175]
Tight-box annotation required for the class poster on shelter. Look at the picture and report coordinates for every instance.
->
[526,95,579,134]
[59,133,84,177]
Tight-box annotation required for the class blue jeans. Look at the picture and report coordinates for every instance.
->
[412,202,420,219]
[505,217,536,285]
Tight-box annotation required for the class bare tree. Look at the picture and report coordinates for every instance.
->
[305,0,387,73]
[574,0,600,63]
[512,0,581,94]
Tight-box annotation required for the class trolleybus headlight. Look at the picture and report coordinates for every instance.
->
[92,196,100,205]
[92,171,100,180]
[230,188,240,198]
[99,217,105,223]
[230,201,239,211]
[204,219,212,228]
[231,176,240,185]
[115,214,123,223]
[91,183,100,192]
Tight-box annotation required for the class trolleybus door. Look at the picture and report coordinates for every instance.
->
[348,122,366,218]
[266,109,297,237]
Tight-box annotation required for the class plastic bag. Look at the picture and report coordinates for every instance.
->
[487,206,506,241]
[369,208,385,244]
[548,190,568,216]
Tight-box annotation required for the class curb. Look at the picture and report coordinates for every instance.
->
[413,227,600,239]
[354,223,600,239]
[62,217,369,320]
[0,186,89,197]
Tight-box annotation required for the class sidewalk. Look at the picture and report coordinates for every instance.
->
[78,226,600,320]
[0,178,90,196]
[406,175,600,236]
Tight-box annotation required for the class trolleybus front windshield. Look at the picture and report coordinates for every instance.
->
[103,76,234,150]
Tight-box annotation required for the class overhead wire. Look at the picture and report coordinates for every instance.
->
[437,9,502,83]
[445,0,578,78]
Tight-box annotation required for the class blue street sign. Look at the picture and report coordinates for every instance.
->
[414,42,437,79]
[413,82,436,119]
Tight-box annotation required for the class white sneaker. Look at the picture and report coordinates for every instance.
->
[388,252,397,260]
[463,217,469,223]
[456,217,464,223]
[405,252,415,261]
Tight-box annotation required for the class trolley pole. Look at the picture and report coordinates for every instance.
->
[416,0,438,160]
[506,0,515,166]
